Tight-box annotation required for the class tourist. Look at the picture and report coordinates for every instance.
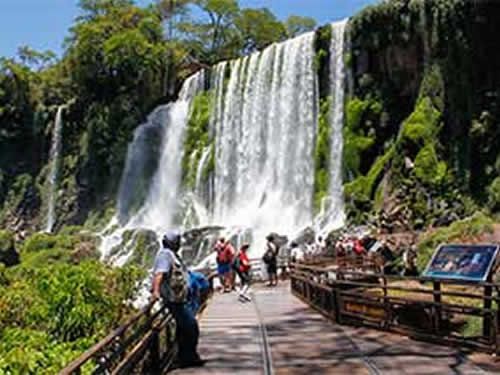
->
[236,243,252,302]
[215,237,234,292]
[290,242,304,263]
[316,235,326,255]
[263,234,278,286]
[151,231,204,368]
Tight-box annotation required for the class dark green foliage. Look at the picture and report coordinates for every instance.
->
[487,177,500,213]
[314,25,332,99]
[0,230,19,267]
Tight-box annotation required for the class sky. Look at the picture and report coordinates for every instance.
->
[0,0,379,58]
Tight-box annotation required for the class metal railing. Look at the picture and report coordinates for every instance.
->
[290,261,500,354]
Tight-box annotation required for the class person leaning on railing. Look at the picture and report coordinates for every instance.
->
[151,231,205,369]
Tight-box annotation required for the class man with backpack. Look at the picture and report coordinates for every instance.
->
[151,231,204,369]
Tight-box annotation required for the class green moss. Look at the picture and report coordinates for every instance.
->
[314,97,332,212]
[416,212,494,271]
[418,64,445,112]
[399,97,441,148]
[182,92,214,190]
[344,144,395,202]
[414,144,439,184]
[343,97,380,177]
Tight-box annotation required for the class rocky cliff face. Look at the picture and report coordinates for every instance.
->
[344,0,500,230]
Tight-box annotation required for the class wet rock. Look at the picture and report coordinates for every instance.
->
[182,226,225,265]
[290,227,315,247]
[108,229,159,268]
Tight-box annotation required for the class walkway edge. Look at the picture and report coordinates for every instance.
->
[251,291,275,375]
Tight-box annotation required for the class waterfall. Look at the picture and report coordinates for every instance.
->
[195,146,212,199]
[326,20,348,230]
[213,31,318,241]
[100,70,206,258]
[101,27,350,263]
[116,106,168,224]
[45,105,65,233]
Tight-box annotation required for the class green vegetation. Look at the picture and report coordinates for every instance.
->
[416,213,494,271]
[345,0,500,229]
[0,228,145,374]
[0,0,313,232]
[313,98,331,212]
[182,92,213,189]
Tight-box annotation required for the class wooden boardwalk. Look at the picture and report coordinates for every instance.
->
[172,283,500,374]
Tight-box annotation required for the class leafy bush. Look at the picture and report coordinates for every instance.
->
[0,227,145,373]
[0,230,18,267]
[487,177,500,213]
[0,328,96,375]
[416,213,494,271]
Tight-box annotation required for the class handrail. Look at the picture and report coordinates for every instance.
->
[60,272,215,375]
[60,301,158,375]
[290,258,500,354]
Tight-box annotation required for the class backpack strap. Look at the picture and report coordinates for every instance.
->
[171,251,188,272]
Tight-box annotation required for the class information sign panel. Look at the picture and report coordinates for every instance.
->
[423,244,499,281]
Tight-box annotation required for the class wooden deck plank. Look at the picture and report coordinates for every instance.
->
[170,283,500,374]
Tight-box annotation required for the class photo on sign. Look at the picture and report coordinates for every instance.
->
[423,244,499,281]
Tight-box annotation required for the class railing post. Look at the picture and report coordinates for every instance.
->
[335,272,343,324]
[149,327,161,373]
[484,281,493,340]
[433,281,441,333]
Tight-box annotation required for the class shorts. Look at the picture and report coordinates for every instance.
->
[217,263,230,275]
[267,263,277,275]
[237,270,251,286]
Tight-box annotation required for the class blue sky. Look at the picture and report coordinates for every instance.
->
[0,0,379,58]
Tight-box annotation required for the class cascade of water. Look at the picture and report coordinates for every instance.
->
[100,70,206,259]
[116,106,169,224]
[326,20,348,230]
[213,32,318,248]
[195,146,212,198]
[45,105,65,233]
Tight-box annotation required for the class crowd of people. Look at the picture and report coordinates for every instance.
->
[214,234,280,302]
[148,228,418,369]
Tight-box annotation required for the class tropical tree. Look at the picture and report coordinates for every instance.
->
[234,8,287,54]
[285,15,317,37]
